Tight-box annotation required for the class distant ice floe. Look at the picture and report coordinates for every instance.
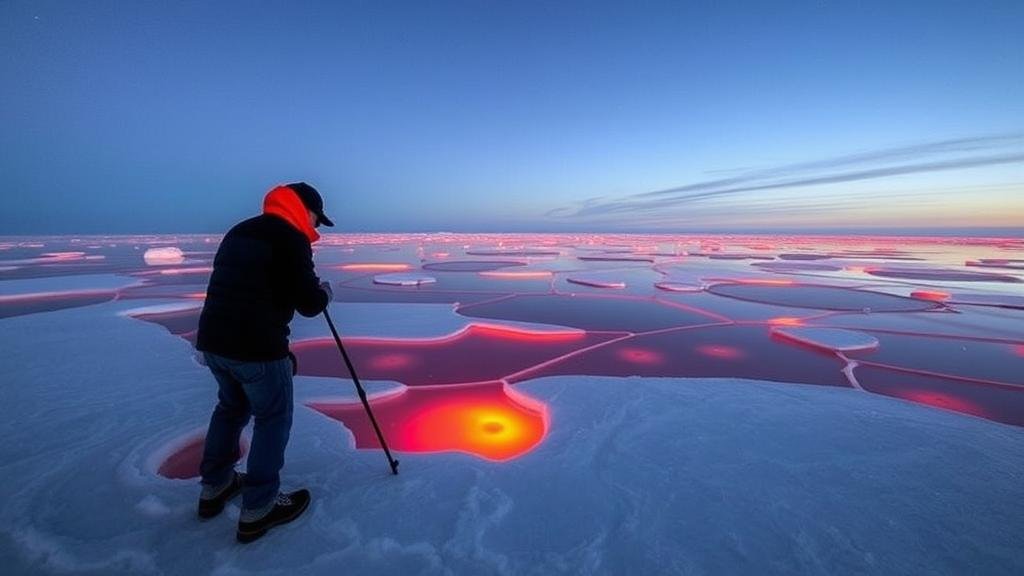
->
[777,253,833,260]
[773,327,880,352]
[865,266,1022,283]
[966,259,1024,270]
[566,273,626,289]
[373,273,437,286]
[577,254,655,263]
[143,247,185,266]
[861,285,1024,309]
[753,261,843,272]
[118,301,203,317]
[423,260,527,272]
[0,273,142,298]
[654,281,704,292]
[706,282,940,312]
[0,251,104,266]
[466,248,561,257]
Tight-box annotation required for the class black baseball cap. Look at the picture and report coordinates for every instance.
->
[287,182,334,227]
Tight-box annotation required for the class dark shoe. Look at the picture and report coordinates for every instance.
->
[236,489,311,543]
[197,472,244,519]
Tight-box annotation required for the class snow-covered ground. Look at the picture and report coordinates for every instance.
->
[2,298,1023,575]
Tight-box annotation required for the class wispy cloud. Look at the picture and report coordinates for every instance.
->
[546,134,1024,223]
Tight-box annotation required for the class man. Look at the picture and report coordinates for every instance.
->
[195,182,334,543]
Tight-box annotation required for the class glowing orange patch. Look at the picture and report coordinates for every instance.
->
[910,290,951,302]
[900,390,983,416]
[1014,345,1024,357]
[310,383,547,461]
[41,251,87,260]
[769,317,804,326]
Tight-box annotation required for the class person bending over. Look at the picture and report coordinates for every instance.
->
[195,182,334,543]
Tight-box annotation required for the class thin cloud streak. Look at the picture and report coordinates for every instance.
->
[639,134,1023,199]
[557,183,1024,231]
[573,153,1024,218]
[547,133,1024,221]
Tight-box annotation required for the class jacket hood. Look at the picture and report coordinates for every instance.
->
[263,185,320,243]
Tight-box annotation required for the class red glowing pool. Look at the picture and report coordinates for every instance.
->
[309,382,548,461]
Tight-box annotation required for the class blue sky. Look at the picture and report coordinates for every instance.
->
[1,1,1022,234]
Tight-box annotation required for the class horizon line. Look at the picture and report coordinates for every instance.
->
[1,226,1022,240]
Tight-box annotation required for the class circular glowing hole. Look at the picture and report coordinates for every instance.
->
[482,421,506,434]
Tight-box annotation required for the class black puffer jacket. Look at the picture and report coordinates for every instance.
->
[197,214,329,361]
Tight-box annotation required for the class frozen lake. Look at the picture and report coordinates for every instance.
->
[1,233,1023,574]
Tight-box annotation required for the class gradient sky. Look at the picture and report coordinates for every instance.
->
[2,1,1022,235]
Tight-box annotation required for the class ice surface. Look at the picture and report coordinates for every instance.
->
[846,332,1024,386]
[465,249,561,257]
[0,274,141,297]
[143,247,185,266]
[965,258,1024,270]
[752,261,843,272]
[372,273,437,286]
[2,301,1022,575]
[852,364,1024,427]
[565,275,626,289]
[707,282,941,312]
[457,293,719,332]
[656,290,834,323]
[3,234,1024,575]
[654,281,703,292]
[556,268,665,297]
[866,266,1022,283]
[422,261,527,272]
[0,274,145,319]
[948,293,1024,309]
[772,327,880,352]
[577,254,654,263]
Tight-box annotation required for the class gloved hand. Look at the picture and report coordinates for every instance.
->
[320,281,334,301]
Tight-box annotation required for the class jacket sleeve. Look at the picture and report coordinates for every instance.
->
[291,239,330,318]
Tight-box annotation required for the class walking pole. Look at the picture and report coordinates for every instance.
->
[323,308,400,475]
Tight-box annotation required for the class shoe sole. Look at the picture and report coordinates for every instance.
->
[236,498,310,543]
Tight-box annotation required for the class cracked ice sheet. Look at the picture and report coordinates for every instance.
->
[3,298,1024,575]
[4,297,1024,576]
[772,327,879,351]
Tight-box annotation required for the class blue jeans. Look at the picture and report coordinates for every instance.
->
[200,352,294,511]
